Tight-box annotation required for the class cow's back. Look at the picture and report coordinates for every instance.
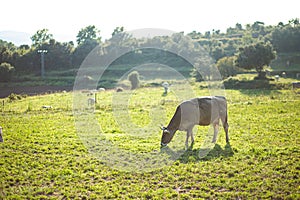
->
[198,96,227,125]
[178,96,227,130]
[177,97,212,130]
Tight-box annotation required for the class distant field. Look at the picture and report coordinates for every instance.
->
[0,87,299,199]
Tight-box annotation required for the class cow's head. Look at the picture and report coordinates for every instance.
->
[160,126,173,147]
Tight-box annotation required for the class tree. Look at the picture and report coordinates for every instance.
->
[38,39,74,70]
[0,62,15,82]
[210,45,225,61]
[73,25,101,67]
[187,31,202,39]
[288,18,299,27]
[235,23,243,30]
[236,42,276,79]
[112,26,124,36]
[204,31,211,39]
[31,29,53,47]
[76,25,101,45]
[216,56,239,79]
[271,24,300,52]
[72,39,99,67]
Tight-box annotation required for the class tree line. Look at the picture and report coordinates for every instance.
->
[0,18,299,82]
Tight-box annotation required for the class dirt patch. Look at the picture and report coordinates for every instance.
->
[0,85,73,98]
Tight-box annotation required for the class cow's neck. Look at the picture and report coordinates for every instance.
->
[166,122,179,136]
[166,105,181,136]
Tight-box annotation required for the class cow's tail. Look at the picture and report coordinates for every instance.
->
[222,98,229,143]
[217,97,228,126]
[224,109,228,125]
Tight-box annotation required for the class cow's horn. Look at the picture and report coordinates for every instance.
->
[160,124,165,130]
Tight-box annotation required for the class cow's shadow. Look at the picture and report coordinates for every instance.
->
[160,143,234,163]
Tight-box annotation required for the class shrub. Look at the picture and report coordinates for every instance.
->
[8,93,24,102]
[0,62,15,82]
[216,56,239,79]
[128,71,140,90]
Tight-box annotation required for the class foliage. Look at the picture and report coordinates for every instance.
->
[40,39,74,70]
[216,56,239,79]
[76,25,101,45]
[236,42,276,78]
[271,23,300,52]
[72,39,99,67]
[7,93,25,101]
[0,89,299,199]
[0,40,17,66]
[0,62,15,82]
[1,19,300,82]
[190,68,204,82]
[31,29,53,47]
[128,71,140,89]
[112,26,125,37]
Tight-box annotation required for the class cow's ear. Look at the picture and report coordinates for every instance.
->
[160,126,170,134]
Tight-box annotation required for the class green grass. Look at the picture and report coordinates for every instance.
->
[0,87,299,199]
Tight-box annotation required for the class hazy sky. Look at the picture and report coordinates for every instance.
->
[1,0,299,43]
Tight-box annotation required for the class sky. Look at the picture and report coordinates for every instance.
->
[0,0,299,44]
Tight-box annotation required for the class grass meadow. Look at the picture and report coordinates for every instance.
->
[0,86,299,199]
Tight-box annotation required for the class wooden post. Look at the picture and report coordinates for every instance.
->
[0,126,3,142]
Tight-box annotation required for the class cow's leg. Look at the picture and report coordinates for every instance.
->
[221,114,229,143]
[212,122,219,143]
[185,127,194,150]
[190,129,194,145]
[188,127,194,150]
[185,131,190,150]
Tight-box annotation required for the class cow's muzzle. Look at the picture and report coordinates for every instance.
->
[161,142,168,147]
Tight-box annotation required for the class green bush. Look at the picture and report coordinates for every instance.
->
[0,62,15,82]
[128,71,140,90]
[216,56,239,79]
[8,93,25,102]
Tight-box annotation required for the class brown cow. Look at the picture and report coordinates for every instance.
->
[161,96,229,149]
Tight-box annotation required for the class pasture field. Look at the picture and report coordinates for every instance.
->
[0,87,299,199]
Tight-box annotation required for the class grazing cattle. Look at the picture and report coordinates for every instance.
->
[161,96,229,149]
